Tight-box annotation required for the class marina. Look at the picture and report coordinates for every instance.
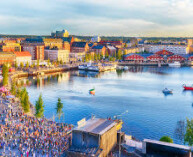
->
[26,66,193,145]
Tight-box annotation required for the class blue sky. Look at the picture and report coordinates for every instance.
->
[1,0,193,37]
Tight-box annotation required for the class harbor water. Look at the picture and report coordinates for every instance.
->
[26,66,193,144]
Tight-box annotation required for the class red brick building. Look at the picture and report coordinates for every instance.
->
[124,54,144,62]
[146,54,164,62]
[167,55,186,62]
[71,42,89,53]
[21,43,44,60]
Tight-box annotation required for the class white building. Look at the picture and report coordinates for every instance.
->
[14,51,32,65]
[91,36,101,43]
[144,44,189,54]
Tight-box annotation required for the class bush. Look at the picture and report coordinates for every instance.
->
[159,136,173,143]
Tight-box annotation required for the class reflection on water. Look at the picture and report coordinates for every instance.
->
[25,66,193,144]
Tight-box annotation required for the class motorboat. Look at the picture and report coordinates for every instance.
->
[168,61,181,67]
[183,84,193,90]
[123,66,129,70]
[89,88,95,95]
[78,65,87,70]
[87,66,99,72]
[162,88,173,94]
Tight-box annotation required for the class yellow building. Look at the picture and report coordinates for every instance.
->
[3,42,21,52]
[51,30,69,38]
[44,49,69,63]
[124,46,144,54]
[43,38,63,49]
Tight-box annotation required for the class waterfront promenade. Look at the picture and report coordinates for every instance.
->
[0,92,72,156]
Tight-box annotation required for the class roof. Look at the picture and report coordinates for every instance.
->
[73,118,116,135]
[144,139,191,151]
[92,45,104,50]
[72,42,87,48]
[88,43,94,47]
[62,37,73,43]
[25,37,43,43]
[14,51,32,57]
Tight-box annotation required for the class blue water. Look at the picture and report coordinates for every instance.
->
[26,66,193,144]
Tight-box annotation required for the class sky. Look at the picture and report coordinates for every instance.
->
[1,0,193,37]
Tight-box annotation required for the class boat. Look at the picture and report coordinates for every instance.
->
[87,66,99,72]
[89,88,95,95]
[78,65,87,70]
[168,61,181,67]
[123,66,129,70]
[183,84,193,90]
[162,88,173,94]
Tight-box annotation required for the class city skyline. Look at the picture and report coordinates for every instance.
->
[1,0,193,37]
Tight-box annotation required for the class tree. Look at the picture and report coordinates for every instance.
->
[15,61,18,68]
[184,118,193,146]
[105,50,109,59]
[56,98,63,122]
[117,49,123,60]
[35,94,44,118]
[10,81,16,95]
[60,60,63,65]
[37,60,40,68]
[20,88,30,113]
[2,64,9,86]
[26,61,29,69]
[20,62,24,69]
[94,53,98,61]
[97,53,101,61]
[159,136,173,143]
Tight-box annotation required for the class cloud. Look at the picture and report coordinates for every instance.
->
[0,0,193,36]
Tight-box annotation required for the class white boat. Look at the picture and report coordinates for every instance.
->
[168,61,181,67]
[123,66,129,70]
[87,66,99,72]
[78,65,87,70]
[162,88,173,94]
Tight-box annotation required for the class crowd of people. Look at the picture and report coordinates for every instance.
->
[0,97,72,156]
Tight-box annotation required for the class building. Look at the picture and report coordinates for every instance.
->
[91,45,106,56]
[14,51,32,65]
[99,41,123,48]
[124,54,144,62]
[0,52,16,66]
[142,139,192,157]
[44,49,69,63]
[51,29,69,38]
[71,42,89,53]
[123,46,144,54]
[144,44,189,54]
[106,45,117,56]
[67,118,118,157]
[22,43,44,60]
[167,54,186,62]
[155,49,174,56]
[146,54,164,62]
[91,36,101,42]
[2,42,21,52]
[43,38,63,49]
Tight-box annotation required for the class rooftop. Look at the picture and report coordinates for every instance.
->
[14,51,32,57]
[73,118,116,135]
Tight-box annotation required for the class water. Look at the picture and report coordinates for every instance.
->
[26,66,193,144]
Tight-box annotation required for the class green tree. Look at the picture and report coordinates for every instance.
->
[20,62,24,69]
[184,118,193,146]
[159,136,173,143]
[10,81,16,95]
[97,53,101,61]
[60,60,63,65]
[94,53,98,61]
[105,50,109,59]
[26,61,29,69]
[2,64,9,86]
[15,61,18,68]
[35,94,44,118]
[37,60,40,68]
[20,88,30,113]
[56,98,63,122]
[117,49,123,60]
